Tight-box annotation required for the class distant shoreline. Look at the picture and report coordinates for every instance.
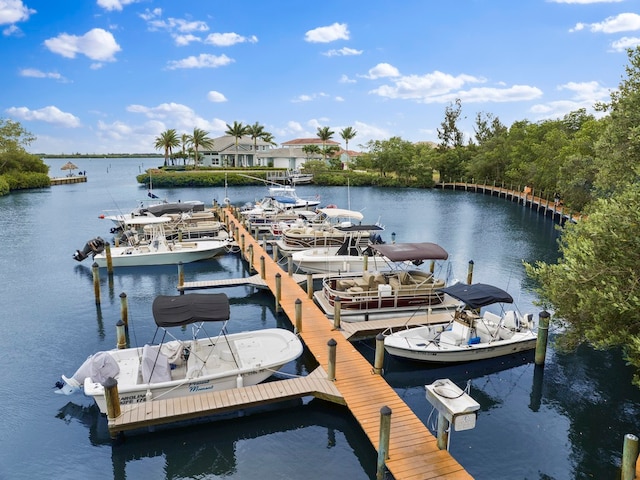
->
[39,153,163,159]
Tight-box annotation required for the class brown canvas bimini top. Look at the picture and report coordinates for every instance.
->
[371,242,449,262]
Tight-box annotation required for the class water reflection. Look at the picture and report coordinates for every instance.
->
[56,399,378,480]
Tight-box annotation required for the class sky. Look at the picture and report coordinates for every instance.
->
[1,0,639,155]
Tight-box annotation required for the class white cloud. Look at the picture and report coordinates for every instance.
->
[610,36,640,51]
[292,92,329,103]
[305,22,349,43]
[339,74,356,84]
[126,102,227,132]
[174,34,201,46]
[166,53,234,70]
[44,28,121,61]
[530,81,611,119]
[335,96,344,102]
[323,47,362,57]
[369,70,485,101]
[571,13,640,34]
[434,85,543,104]
[204,32,258,46]
[5,105,81,127]
[19,68,65,81]
[0,0,36,25]
[207,91,227,102]
[96,0,139,12]
[365,63,401,79]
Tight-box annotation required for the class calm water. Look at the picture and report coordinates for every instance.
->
[0,158,638,480]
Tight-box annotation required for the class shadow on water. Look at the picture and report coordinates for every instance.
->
[56,398,378,480]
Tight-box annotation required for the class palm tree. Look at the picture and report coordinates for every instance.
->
[261,132,277,147]
[225,121,249,167]
[316,126,335,161]
[246,122,266,166]
[154,129,180,167]
[187,128,214,170]
[180,133,189,166]
[302,144,321,160]
[340,126,357,166]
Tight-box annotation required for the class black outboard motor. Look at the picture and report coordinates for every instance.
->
[73,237,106,261]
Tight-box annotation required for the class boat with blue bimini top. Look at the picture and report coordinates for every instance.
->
[383,282,537,363]
[54,293,304,414]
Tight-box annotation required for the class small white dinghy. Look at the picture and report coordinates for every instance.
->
[55,293,304,414]
[384,283,537,363]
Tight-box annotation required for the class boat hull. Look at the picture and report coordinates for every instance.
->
[93,240,228,267]
[384,335,537,363]
[82,328,303,413]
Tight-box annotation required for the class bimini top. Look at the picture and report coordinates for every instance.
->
[440,283,514,309]
[317,208,365,221]
[152,293,231,327]
[370,242,449,262]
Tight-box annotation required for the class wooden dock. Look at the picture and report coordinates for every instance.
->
[108,207,473,479]
[435,181,581,224]
[50,175,87,185]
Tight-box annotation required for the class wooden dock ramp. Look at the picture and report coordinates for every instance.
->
[221,209,473,479]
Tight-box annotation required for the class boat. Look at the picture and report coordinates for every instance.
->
[287,169,314,185]
[100,199,206,227]
[54,293,304,414]
[383,282,537,363]
[274,207,379,256]
[313,242,461,321]
[73,217,230,267]
[290,225,386,274]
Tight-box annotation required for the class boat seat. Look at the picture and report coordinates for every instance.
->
[141,344,172,383]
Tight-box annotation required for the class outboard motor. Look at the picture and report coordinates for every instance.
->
[73,237,106,261]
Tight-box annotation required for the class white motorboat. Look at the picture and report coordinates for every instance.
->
[287,169,314,185]
[73,217,230,267]
[100,198,205,226]
[55,293,304,414]
[383,283,537,363]
[313,242,461,321]
[290,225,386,274]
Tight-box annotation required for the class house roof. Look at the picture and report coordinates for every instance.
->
[281,138,340,147]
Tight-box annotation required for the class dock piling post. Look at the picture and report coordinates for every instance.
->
[240,234,245,260]
[272,243,278,262]
[466,260,474,284]
[327,338,337,381]
[373,333,385,375]
[295,298,302,334]
[177,262,184,294]
[437,412,450,450]
[535,311,551,365]
[119,292,128,328]
[104,243,113,275]
[376,406,392,480]
[103,377,121,430]
[363,253,368,271]
[622,433,639,480]
[92,262,101,305]
[333,297,341,330]
[288,256,293,276]
[116,320,127,349]
[307,273,313,299]
[248,244,254,272]
[260,255,266,280]
[275,273,282,313]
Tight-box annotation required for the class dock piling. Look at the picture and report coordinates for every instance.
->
[535,311,550,365]
[260,255,266,280]
[376,406,392,480]
[622,433,639,480]
[295,298,302,333]
[92,262,101,305]
[327,338,337,381]
[307,273,313,299]
[373,333,385,375]
[105,243,113,274]
[275,273,282,313]
[116,320,127,349]
[333,297,342,330]
[119,292,128,328]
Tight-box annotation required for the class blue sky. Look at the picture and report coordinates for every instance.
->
[1,0,638,155]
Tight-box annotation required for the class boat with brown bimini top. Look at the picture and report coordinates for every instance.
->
[313,242,462,322]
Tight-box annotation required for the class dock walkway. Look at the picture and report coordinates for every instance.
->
[108,207,473,479]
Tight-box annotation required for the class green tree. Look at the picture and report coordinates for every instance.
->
[302,144,321,161]
[526,184,640,383]
[225,121,249,167]
[154,129,180,167]
[316,126,335,161]
[340,126,357,166]
[187,128,214,169]
[246,122,270,165]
